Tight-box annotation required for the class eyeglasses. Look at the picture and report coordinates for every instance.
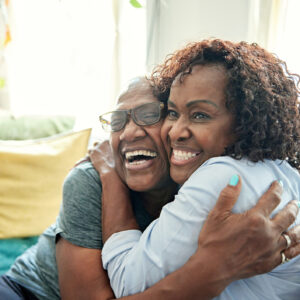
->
[99,102,165,132]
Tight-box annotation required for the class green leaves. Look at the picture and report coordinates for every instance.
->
[129,0,142,8]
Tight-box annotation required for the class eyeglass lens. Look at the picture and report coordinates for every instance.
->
[133,102,161,125]
[101,102,162,132]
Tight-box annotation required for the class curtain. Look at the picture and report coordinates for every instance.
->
[267,0,300,74]
[248,0,300,74]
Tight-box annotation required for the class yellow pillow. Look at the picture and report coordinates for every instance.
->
[0,128,91,238]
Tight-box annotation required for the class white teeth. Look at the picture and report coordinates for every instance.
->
[173,150,197,161]
[129,160,147,165]
[125,150,157,160]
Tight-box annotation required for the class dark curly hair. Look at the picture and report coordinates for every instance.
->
[149,39,300,169]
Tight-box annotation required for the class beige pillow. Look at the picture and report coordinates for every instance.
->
[0,128,91,238]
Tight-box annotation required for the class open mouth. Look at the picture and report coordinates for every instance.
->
[170,149,201,166]
[172,149,200,161]
[125,150,157,165]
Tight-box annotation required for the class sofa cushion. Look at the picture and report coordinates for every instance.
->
[0,236,39,275]
[0,128,91,238]
[0,114,75,140]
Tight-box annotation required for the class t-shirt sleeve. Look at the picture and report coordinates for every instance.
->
[102,158,242,297]
[56,163,103,249]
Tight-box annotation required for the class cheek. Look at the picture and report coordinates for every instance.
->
[195,129,213,147]
[110,133,119,153]
[148,124,169,164]
[161,120,172,150]
[195,128,227,155]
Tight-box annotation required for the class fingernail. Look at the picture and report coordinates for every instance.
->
[278,180,284,188]
[229,174,239,186]
[297,201,300,209]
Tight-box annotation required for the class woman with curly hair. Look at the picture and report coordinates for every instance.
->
[98,39,300,299]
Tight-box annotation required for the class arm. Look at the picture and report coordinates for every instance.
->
[56,235,226,300]
[57,158,300,300]
[55,162,111,299]
[57,155,221,300]
[55,162,247,300]
[56,238,114,300]
[90,141,139,242]
[100,160,300,297]
[55,154,225,300]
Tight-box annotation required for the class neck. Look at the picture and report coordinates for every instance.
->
[137,180,178,218]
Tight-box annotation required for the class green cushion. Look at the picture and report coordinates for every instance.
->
[0,115,75,140]
[0,236,39,275]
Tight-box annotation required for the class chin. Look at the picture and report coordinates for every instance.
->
[170,171,188,185]
[126,179,157,192]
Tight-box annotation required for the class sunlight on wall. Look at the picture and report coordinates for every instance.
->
[6,0,146,131]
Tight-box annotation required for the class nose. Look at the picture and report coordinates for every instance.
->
[119,118,146,142]
[168,117,191,142]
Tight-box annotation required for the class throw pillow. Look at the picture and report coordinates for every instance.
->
[0,128,91,238]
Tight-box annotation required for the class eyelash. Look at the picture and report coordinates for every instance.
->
[166,110,211,121]
[166,110,178,120]
[191,112,211,121]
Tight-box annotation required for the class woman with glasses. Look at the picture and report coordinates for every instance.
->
[1,76,300,300]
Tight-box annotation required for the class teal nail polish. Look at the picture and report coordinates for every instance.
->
[278,180,284,188]
[229,174,239,186]
[297,201,300,209]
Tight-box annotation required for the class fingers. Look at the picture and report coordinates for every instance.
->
[92,139,109,149]
[251,181,283,217]
[272,200,298,233]
[93,137,107,148]
[284,224,300,258]
[213,175,242,213]
[89,140,110,155]
[285,244,300,260]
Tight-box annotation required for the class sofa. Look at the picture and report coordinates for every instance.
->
[0,110,91,274]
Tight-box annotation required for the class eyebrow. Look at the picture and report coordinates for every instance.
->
[168,99,218,108]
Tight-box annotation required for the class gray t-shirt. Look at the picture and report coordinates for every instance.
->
[6,161,153,300]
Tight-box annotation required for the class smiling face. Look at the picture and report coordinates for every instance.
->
[161,64,235,185]
[110,79,171,192]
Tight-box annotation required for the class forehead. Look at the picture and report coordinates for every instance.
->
[170,64,227,106]
[117,81,158,110]
[172,64,227,93]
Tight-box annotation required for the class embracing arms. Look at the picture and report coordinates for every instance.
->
[55,157,239,300]
[57,165,298,300]
[56,143,300,300]
[91,142,300,298]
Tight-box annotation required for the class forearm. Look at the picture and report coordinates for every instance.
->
[101,188,207,297]
[57,241,224,300]
[119,250,224,300]
[101,172,139,243]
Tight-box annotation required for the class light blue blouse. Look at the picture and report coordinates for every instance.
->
[102,157,300,299]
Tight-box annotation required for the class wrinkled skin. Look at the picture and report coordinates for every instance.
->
[109,79,172,192]
[196,178,299,285]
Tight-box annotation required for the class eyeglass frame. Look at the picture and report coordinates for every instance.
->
[99,102,165,132]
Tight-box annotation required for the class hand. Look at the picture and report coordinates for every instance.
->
[197,177,300,283]
[89,140,116,177]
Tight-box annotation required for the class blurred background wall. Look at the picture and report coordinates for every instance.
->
[1,0,299,133]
